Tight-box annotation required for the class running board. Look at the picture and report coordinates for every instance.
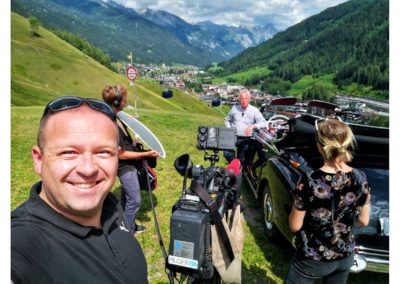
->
[243,172,258,197]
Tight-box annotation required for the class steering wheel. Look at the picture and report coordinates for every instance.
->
[267,114,290,129]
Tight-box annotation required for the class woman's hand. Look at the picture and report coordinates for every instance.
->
[146,150,160,158]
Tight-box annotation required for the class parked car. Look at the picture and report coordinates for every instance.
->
[244,105,389,273]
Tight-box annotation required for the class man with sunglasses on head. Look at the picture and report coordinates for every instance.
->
[11,97,148,284]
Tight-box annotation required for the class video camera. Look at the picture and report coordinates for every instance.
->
[197,126,237,152]
[166,126,241,283]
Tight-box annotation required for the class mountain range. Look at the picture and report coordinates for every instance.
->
[139,8,277,60]
[11,0,278,66]
[218,0,388,96]
[10,0,388,96]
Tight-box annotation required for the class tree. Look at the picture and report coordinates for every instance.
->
[208,62,224,74]
[28,16,40,37]
[54,30,112,70]
[302,83,335,102]
[261,77,291,96]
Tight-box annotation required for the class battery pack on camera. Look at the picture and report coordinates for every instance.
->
[168,209,208,270]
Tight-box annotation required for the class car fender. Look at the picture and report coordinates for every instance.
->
[262,156,302,243]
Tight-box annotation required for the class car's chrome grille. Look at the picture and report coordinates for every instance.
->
[356,246,389,259]
[355,245,389,273]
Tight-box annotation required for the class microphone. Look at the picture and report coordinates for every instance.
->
[226,158,241,176]
[242,112,244,117]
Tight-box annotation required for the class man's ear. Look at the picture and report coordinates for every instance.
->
[32,146,43,176]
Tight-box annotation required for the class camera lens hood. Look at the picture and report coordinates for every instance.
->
[174,154,192,177]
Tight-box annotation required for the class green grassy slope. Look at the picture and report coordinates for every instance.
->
[287,74,336,96]
[212,66,272,85]
[11,12,120,105]
[11,12,220,117]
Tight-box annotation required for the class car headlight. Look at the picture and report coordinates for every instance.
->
[351,254,367,273]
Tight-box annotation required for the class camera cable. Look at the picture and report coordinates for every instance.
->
[144,159,176,284]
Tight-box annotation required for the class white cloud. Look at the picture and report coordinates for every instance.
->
[110,0,348,29]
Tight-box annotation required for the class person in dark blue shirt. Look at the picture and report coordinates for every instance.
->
[11,97,148,284]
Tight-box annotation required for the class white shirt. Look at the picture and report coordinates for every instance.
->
[224,104,268,136]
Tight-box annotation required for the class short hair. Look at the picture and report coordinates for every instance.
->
[37,113,51,151]
[315,119,357,163]
[101,85,128,106]
[37,105,119,152]
[239,89,251,99]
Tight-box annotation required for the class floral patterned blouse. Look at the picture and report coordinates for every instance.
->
[293,168,370,261]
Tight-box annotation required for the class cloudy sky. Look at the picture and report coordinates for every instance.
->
[110,0,348,30]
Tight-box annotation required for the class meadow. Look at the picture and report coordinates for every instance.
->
[10,12,388,284]
[11,106,389,284]
[212,67,271,86]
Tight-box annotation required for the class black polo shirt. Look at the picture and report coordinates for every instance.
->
[11,182,148,284]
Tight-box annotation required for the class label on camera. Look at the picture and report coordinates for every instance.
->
[173,240,194,258]
[168,255,198,269]
[184,194,200,202]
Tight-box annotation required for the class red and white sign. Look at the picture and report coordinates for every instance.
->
[126,66,139,81]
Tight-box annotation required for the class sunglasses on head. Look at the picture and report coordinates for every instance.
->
[314,116,342,131]
[42,96,116,120]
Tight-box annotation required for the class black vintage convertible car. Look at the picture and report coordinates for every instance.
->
[244,100,389,273]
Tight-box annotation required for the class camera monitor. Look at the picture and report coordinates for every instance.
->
[197,126,236,151]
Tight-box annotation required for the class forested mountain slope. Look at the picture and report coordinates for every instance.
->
[218,0,388,96]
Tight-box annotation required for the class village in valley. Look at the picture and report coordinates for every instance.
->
[132,63,282,104]
[129,63,389,121]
